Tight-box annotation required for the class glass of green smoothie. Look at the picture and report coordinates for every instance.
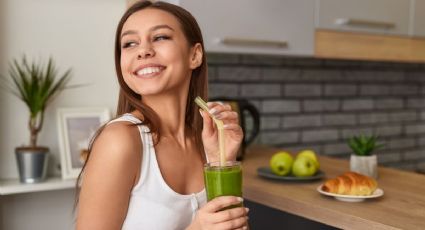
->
[204,161,243,207]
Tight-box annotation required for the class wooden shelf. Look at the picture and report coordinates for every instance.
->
[0,177,76,195]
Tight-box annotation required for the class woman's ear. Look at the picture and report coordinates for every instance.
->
[189,43,203,70]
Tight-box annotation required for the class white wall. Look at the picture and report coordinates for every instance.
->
[0,0,126,229]
[1,0,125,179]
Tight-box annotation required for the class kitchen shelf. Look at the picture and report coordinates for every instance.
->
[0,177,76,195]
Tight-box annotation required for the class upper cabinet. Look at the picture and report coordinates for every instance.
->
[179,0,315,56]
[413,0,425,37]
[316,0,410,36]
[155,0,425,62]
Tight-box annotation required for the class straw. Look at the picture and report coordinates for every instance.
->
[195,96,226,166]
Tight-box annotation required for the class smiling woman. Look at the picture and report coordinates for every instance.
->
[119,9,195,96]
[75,1,247,230]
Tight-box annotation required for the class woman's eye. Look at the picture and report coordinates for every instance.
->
[122,41,137,49]
[153,35,170,42]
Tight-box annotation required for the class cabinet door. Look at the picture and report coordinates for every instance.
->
[180,0,315,56]
[317,0,410,35]
[413,0,425,37]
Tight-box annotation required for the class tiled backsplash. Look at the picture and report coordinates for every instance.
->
[207,53,425,173]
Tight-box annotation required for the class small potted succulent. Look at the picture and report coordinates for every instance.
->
[1,56,72,183]
[347,134,384,179]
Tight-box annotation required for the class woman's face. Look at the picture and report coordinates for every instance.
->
[119,8,201,97]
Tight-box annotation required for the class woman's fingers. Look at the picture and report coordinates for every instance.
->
[212,207,249,223]
[204,196,243,213]
[191,197,248,230]
[214,215,248,230]
[223,123,243,132]
[200,109,215,137]
[206,101,241,126]
[234,227,248,230]
[207,102,232,116]
[215,111,238,121]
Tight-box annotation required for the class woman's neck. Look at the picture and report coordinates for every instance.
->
[142,90,190,145]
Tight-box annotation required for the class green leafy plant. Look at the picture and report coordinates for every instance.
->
[1,56,72,148]
[347,134,384,156]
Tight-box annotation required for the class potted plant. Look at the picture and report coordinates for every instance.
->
[1,56,72,183]
[347,134,384,179]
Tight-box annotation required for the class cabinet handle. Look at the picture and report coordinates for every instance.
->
[219,37,288,48]
[334,18,395,30]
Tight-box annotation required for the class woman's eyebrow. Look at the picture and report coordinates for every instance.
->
[121,25,174,39]
[121,30,137,39]
[149,24,174,32]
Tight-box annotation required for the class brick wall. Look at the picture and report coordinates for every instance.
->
[207,53,425,173]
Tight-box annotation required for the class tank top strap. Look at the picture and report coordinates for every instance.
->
[108,113,150,132]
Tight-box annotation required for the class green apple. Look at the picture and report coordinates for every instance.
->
[292,156,317,177]
[297,150,320,170]
[270,151,293,176]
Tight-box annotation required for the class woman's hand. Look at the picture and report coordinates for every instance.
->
[187,196,249,230]
[200,102,244,162]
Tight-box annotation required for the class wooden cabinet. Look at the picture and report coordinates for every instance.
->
[316,0,410,36]
[315,0,425,62]
[315,29,425,62]
[179,0,315,56]
[413,0,425,37]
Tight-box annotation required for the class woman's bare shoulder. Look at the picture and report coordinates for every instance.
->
[97,121,141,150]
[88,121,142,168]
[81,120,143,189]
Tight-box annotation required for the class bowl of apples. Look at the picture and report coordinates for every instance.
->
[257,150,324,181]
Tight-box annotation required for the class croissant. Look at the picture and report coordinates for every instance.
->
[322,171,377,196]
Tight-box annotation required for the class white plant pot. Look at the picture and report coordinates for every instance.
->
[350,154,378,179]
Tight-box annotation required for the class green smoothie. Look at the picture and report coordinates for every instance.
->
[204,161,242,202]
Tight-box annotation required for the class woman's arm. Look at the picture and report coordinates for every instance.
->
[76,122,142,230]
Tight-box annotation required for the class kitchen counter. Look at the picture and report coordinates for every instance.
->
[242,145,425,230]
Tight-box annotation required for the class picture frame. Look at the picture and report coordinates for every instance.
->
[57,107,110,179]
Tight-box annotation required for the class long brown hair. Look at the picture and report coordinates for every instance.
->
[75,0,208,206]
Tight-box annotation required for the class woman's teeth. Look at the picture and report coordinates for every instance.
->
[136,67,161,76]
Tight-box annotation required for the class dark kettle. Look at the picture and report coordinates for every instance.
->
[211,97,260,160]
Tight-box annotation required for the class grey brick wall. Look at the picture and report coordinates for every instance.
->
[207,53,425,173]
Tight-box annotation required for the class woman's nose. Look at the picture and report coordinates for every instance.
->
[137,46,155,59]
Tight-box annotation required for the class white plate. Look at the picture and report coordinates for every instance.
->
[317,185,384,202]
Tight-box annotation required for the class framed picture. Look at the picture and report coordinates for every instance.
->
[57,107,110,179]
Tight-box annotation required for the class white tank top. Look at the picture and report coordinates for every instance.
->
[109,113,207,230]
